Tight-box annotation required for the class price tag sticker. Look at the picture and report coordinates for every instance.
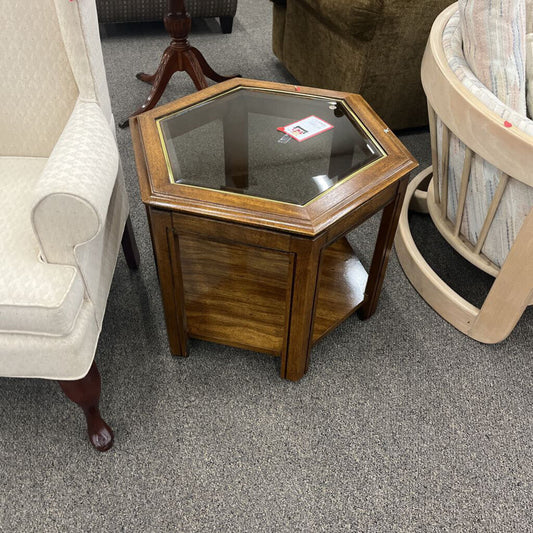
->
[277,115,334,142]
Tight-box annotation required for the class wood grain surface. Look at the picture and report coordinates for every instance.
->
[312,237,367,343]
[131,79,417,380]
[179,234,292,354]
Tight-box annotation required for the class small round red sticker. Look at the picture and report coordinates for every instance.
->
[504,121,512,128]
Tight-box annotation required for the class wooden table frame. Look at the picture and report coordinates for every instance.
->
[131,79,416,381]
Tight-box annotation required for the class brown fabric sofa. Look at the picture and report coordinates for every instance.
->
[96,0,238,33]
[272,0,454,130]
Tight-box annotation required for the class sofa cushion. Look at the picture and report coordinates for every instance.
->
[298,0,384,41]
[0,157,85,336]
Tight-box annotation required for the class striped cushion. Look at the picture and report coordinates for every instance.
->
[459,0,527,115]
[439,9,533,268]
[526,0,533,118]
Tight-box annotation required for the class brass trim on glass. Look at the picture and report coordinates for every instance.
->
[156,85,387,207]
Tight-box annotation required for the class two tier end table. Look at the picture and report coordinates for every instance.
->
[131,79,417,382]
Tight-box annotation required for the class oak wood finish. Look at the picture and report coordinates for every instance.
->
[131,80,417,380]
[119,0,239,128]
[149,208,189,356]
[282,233,325,379]
[58,362,113,452]
[135,80,415,236]
[359,178,408,320]
[179,233,292,354]
[312,237,368,343]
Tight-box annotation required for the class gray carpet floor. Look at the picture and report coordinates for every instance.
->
[1,1,532,531]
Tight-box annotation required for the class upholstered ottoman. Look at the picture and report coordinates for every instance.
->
[96,0,238,33]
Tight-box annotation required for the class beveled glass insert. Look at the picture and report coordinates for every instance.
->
[158,87,384,205]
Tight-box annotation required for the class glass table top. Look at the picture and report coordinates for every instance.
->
[158,87,384,206]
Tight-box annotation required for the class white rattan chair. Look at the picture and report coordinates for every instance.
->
[395,3,533,343]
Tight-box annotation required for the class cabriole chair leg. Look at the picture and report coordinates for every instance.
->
[58,362,114,452]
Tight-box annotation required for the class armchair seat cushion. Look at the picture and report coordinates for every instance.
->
[0,157,85,336]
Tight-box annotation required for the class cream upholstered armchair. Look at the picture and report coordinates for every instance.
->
[395,0,533,342]
[0,0,139,451]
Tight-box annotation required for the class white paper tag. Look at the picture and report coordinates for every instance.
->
[277,115,334,142]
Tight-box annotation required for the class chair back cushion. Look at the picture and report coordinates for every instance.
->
[526,0,533,117]
[459,0,527,115]
[0,0,114,158]
[436,8,533,268]
[0,0,79,157]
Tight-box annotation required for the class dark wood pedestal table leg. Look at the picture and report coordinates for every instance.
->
[119,0,240,128]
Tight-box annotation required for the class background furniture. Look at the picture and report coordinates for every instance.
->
[131,78,416,381]
[0,0,139,451]
[96,0,238,33]
[120,0,238,127]
[271,0,455,131]
[395,2,533,342]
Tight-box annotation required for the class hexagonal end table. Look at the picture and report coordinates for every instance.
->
[131,79,417,381]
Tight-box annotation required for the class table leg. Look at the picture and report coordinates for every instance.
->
[358,177,409,320]
[148,209,189,356]
[282,236,324,381]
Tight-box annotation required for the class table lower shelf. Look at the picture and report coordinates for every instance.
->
[312,237,367,344]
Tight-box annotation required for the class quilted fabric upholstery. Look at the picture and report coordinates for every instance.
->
[32,100,119,261]
[442,11,533,135]
[0,157,85,336]
[438,9,533,268]
[0,0,78,157]
[0,303,100,380]
[55,0,113,125]
[0,0,130,380]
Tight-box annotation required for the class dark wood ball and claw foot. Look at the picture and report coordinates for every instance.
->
[58,216,140,451]
[119,0,240,128]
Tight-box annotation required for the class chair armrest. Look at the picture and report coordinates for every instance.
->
[32,99,119,265]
